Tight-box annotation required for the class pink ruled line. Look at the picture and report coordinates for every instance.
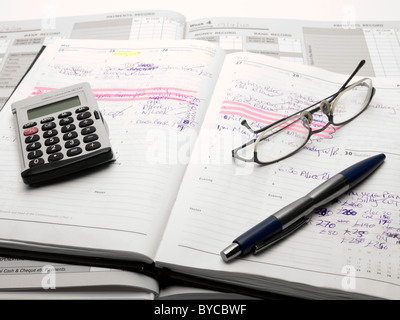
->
[33,86,197,93]
[92,87,198,93]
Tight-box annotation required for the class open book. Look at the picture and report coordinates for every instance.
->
[1,38,400,299]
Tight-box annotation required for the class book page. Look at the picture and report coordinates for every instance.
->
[0,257,158,298]
[0,39,225,262]
[186,17,400,77]
[156,53,400,299]
[0,10,186,110]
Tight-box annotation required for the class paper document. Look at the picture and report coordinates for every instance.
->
[156,52,400,299]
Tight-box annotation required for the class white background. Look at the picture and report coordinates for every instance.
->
[1,0,400,22]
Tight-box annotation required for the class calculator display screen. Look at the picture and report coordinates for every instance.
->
[27,96,81,120]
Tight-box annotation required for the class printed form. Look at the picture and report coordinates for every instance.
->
[186,17,400,77]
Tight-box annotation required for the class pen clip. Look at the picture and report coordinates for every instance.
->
[253,217,309,255]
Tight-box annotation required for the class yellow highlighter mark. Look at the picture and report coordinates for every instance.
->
[114,51,141,56]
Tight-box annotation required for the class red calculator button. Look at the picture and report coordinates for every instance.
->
[24,127,38,136]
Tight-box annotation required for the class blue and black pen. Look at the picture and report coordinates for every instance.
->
[221,153,386,262]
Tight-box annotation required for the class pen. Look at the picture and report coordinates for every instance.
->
[220,153,386,262]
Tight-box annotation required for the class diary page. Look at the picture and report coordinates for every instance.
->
[0,39,225,262]
[156,53,400,299]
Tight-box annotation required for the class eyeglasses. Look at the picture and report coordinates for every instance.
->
[232,60,376,165]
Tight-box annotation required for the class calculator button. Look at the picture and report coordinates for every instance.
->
[28,150,43,159]
[65,139,80,148]
[77,111,91,120]
[79,119,94,128]
[26,142,41,151]
[63,131,78,140]
[43,129,58,138]
[83,134,98,143]
[45,136,60,146]
[86,141,101,151]
[94,111,100,119]
[67,147,82,157]
[40,117,54,124]
[75,106,89,113]
[29,158,44,168]
[81,126,96,135]
[61,124,76,133]
[48,152,64,162]
[24,127,38,136]
[23,122,37,129]
[59,117,74,125]
[58,111,72,119]
[41,122,56,131]
[25,134,40,143]
[46,144,62,154]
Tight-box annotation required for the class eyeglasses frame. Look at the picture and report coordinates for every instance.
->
[232,60,376,165]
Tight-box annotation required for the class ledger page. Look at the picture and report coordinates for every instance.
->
[186,17,400,77]
[0,39,225,262]
[156,52,400,299]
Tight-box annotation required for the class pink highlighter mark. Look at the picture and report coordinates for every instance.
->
[31,87,198,103]
[220,100,338,139]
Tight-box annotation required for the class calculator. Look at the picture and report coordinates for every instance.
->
[11,82,114,185]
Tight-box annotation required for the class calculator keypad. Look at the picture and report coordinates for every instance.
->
[22,106,101,168]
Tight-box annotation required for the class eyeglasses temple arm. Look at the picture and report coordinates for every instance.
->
[339,60,366,91]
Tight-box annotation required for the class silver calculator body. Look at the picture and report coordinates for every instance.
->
[12,82,114,185]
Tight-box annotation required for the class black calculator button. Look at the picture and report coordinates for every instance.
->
[58,111,72,119]
[81,126,96,135]
[67,147,82,157]
[40,117,54,124]
[26,142,41,151]
[25,134,40,143]
[48,152,63,162]
[63,131,78,140]
[23,121,37,129]
[61,124,76,133]
[83,134,98,143]
[43,129,58,138]
[79,119,94,128]
[75,106,89,113]
[45,136,60,146]
[59,117,74,125]
[29,158,44,168]
[65,139,80,148]
[24,127,38,136]
[94,111,100,119]
[77,111,91,120]
[41,122,56,131]
[86,141,101,151]
[28,150,43,160]
[46,144,61,154]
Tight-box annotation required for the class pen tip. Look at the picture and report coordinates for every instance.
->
[220,243,242,263]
